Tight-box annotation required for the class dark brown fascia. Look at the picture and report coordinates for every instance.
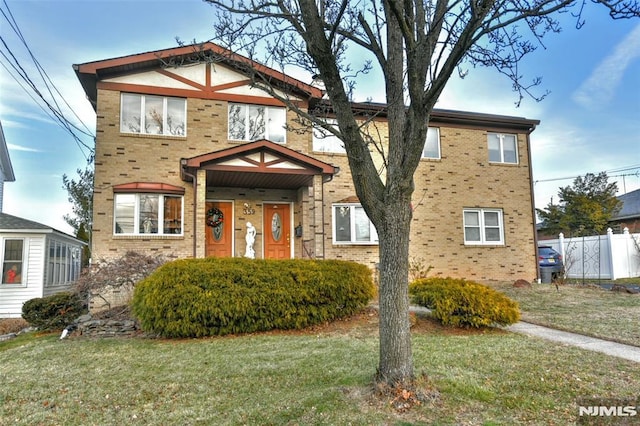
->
[309,99,539,134]
[73,42,323,111]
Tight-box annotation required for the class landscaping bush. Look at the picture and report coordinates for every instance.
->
[74,251,166,310]
[22,292,86,331]
[409,277,520,328]
[131,257,376,337]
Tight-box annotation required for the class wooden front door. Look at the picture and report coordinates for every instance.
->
[205,201,233,257]
[264,203,291,259]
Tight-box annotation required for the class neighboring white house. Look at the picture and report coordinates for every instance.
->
[0,211,85,319]
[0,121,16,212]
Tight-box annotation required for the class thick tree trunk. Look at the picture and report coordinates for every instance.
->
[376,196,414,385]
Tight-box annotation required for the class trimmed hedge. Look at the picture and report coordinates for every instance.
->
[131,257,376,337]
[22,292,86,331]
[409,277,520,328]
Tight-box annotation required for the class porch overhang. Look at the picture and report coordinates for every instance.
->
[180,139,338,190]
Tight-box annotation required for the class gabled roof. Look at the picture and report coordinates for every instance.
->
[0,212,86,244]
[613,188,640,220]
[73,42,322,111]
[182,139,337,189]
[0,121,15,182]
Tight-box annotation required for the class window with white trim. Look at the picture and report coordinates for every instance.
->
[463,209,504,245]
[114,193,184,235]
[422,127,441,159]
[228,103,286,143]
[333,204,378,244]
[313,119,346,153]
[121,93,186,136]
[2,239,24,285]
[487,133,518,164]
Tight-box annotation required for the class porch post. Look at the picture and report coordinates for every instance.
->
[312,174,325,259]
[195,169,207,258]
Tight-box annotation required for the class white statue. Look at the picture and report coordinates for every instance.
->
[245,222,256,258]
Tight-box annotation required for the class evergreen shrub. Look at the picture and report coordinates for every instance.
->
[131,257,376,337]
[409,277,520,328]
[22,292,86,331]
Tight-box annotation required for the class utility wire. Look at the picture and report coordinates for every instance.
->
[1,1,93,137]
[0,0,95,161]
[534,166,640,184]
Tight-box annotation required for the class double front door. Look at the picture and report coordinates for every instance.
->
[205,201,290,259]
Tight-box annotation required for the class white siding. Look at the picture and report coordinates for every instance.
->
[0,174,4,212]
[0,235,45,318]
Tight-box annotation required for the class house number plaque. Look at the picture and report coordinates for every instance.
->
[243,202,255,215]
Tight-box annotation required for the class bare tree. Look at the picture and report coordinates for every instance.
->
[202,0,639,386]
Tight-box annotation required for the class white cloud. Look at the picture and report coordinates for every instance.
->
[7,143,41,152]
[572,23,640,110]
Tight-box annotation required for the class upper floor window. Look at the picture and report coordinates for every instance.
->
[333,204,378,245]
[463,208,504,245]
[313,119,346,153]
[114,193,184,236]
[422,127,441,159]
[121,93,186,136]
[228,103,286,143]
[488,133,518,164]
[2,239,23,285]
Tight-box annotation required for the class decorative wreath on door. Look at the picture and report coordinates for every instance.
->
[206,208,224,228]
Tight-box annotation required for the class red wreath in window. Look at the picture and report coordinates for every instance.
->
[206,208,224,228]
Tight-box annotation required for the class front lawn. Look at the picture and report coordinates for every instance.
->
[492,281,640,346]
[1,311,639,425]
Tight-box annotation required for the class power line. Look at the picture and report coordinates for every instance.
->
[0,0,95,161]
[534,166,640,185]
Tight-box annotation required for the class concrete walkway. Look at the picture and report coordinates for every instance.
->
[406,305,640,363]
[506,322,640,363]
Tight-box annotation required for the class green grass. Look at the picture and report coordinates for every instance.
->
[490,281,640,347]
[2,318,640,425]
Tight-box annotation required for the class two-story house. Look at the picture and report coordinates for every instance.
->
[74,42,540,282]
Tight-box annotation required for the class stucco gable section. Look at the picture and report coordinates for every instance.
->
[100,61,298,103]
[104,70,200,91]
[74,42,319,110]
[182,139,336,174]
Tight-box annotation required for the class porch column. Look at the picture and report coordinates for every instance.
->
[311,174,325,259]
[195,169,207,258]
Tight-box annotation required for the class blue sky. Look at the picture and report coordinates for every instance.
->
[1,0,639,235]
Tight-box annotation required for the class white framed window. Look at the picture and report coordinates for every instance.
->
[46,241,82,287]
[333,204,378,245]
[488,133,518,164]
[228,103,286,143]
[421,127,441,159]
[463,209,504,245]
[121,93,186,136]
[2,239,24,285]
[114,193,184,235]
[313,119,346,153]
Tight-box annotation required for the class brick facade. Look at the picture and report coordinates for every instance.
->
[78,44,539,282]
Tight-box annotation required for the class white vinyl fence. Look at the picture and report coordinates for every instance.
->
[541,228,640,280]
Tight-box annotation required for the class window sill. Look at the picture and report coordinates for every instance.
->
[113,234,184,240]
[488,161,519,166]
[119,132,186,140]
[333,242,379,246]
